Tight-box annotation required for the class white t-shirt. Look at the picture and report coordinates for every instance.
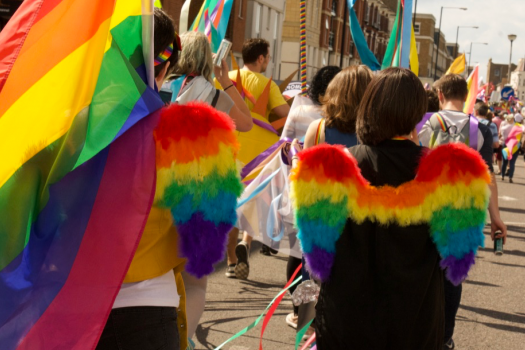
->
[282,103,323,141]
[113,270,180,309]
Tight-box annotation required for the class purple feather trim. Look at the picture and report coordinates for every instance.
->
[440,252,476,286]
[177,212,232,278]
[305,246,336,282]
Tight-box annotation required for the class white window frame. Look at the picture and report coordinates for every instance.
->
[414,22,421,35]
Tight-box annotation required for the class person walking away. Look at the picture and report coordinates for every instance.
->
[501,113,525,183]
[96,9,182,350]
[418,74,507,350]
[292,68,491,349]
[222,38,290,280]
[281,66,342,329]
[167,30,253,349]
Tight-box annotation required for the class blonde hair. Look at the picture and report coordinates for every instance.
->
[174,31,214,82]
[321,65,373,134]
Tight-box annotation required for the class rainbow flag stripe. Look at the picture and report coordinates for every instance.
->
[190,0,233,51]
[291,143,490,284]
[0,0,163,348]
[154,102,242,278]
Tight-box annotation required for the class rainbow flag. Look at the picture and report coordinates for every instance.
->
[382,0,418,75]
[464,65,479,115]
[0,0,164,348]
[291,143,490,284]
[189,0,233,52]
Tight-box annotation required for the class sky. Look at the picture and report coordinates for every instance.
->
[415,0,525,82]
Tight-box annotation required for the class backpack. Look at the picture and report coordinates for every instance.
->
[428,113,479,150]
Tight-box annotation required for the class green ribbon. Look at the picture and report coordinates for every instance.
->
[295,319,314,350]
[212,275,303,350]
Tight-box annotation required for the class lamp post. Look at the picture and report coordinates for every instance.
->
[467,42,488,75]
[508,34,517,85]
[455,26,478,58]
[433,6,468,80]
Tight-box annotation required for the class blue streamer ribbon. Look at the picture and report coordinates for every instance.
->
[347,0,381,71]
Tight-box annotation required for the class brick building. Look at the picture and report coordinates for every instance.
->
[414,13,453,83]
[281,0,396,82]
[487,58,517,87]
[281,0,323,81]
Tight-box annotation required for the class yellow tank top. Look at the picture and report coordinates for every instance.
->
[123,206,186,283]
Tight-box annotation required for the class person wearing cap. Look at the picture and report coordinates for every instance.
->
[501,112,525,183]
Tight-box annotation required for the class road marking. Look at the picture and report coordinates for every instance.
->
[498,196,518,201]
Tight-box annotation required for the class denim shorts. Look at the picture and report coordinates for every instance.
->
[96,306,179,350]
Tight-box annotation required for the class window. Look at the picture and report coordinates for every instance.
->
[238,0,243,18]
[495,69,500,77]
[414,23,420,34]
[365,3,370,23]
[331,0,337,16]
[416,42,420,54]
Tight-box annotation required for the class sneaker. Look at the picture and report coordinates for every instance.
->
[225,264,236,278]
[186,338,195,350]
[510,178,514,183]
[443,338,455,349]
[260,245,272,256]
[260,245,279,256]
[234,242,250,280]
[286,313,298,329]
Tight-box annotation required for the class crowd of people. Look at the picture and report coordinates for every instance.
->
[95,8,521,350]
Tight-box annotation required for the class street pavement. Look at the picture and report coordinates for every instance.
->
[194,161,525,350]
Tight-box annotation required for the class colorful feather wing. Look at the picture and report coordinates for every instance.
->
[154,102,242,278]
[417,143,491,285]
[291,143,490,283]
[290,145,366,281]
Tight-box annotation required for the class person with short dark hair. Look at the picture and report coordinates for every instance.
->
[419,73,507,350]
[426,89,440,113]
[474,102,499,149]
[242,38,271,64]
[298,68,446,349]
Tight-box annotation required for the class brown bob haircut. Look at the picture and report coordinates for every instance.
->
[433,74,469,101]
[356,67,427,146]
[242,38,270,64]
[321,65,373,134]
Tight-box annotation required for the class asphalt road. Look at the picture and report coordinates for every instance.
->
[194,161,525,350]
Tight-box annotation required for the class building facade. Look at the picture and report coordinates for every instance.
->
[244,0,286,79]
[281,0,323,81]
[414,14,437,80]
[510,58,525,101]
[281,0,395,82]
[414,13,453,83]
[487,58,517,87]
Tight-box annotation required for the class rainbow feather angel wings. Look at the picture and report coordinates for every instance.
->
[154,102,243,278]
[291,143,491,285]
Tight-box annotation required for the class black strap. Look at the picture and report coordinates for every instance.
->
[211,89,220,108]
